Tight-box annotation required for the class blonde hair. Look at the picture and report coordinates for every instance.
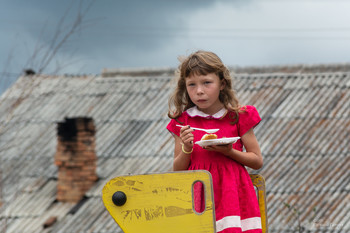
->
[168,50,241,124]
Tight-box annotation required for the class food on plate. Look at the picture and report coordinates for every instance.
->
[195,136,240,147]
[201,134,218,140]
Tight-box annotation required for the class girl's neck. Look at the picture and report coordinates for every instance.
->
[197,103,225,116]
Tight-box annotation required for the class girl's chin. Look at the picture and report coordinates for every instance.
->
[196,104,208,110]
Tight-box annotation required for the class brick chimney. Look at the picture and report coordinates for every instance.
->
[55,117,98,203]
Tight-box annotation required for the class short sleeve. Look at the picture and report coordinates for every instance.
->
[237,105,261,136]
[166,118,181,137]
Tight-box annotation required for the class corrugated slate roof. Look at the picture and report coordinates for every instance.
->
[0,65,349,233]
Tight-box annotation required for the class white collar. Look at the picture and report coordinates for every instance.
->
[186,106,227,119]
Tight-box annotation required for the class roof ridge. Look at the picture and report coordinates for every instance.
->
[230,63,350,74]
[101,64,350,77]
[101,67,175,77]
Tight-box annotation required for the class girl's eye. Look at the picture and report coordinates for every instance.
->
[187,83,195,87]
[204,81,212,85]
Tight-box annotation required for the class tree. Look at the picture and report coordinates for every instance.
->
[0,0,95,94]
[0,1,95,232]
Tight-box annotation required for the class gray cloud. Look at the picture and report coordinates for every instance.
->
[1,0,350,93]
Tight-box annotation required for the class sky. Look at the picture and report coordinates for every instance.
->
[1,0,350,93]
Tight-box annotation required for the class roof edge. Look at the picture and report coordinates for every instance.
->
[230,63,350,74]
[101,67,175,77]
[101,63,350,77]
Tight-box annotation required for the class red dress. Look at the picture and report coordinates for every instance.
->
[167,105,262,233]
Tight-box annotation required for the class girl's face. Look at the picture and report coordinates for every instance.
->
[185,73,225,115]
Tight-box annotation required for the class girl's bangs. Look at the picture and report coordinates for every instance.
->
[185,64,214,78]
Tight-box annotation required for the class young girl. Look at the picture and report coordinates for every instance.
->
[166,50,263,233]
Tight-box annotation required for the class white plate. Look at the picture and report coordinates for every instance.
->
[195,137,240,147]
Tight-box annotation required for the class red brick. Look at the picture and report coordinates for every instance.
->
[55,118,97,203]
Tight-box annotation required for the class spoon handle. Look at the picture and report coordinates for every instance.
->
[175,125,219,133]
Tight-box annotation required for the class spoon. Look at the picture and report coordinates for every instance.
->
[176,125,219,134]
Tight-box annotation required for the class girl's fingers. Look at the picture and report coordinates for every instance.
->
[182,133,194,145]
[180,125,194,134]
[180,126,194,142]
[183,135,194,145]
[179,125,189,133]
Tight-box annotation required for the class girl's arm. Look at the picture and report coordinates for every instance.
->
[173,126,194,171]
[205,128,263,170]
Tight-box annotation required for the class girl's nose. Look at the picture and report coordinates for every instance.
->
[196,86,204,95]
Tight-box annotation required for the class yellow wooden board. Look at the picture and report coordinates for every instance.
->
[102,170,216,233]
[250,174,268,233]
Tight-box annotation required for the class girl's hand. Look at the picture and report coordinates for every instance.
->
[204,129,263,170]
[180,125,194,151]
[203,143,233,156]
[173,126,194,171]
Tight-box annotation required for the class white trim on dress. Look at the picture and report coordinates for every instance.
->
[216,216,262,232]
[186,106,227,119]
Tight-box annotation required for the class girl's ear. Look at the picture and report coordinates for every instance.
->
[220,79,226,90]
